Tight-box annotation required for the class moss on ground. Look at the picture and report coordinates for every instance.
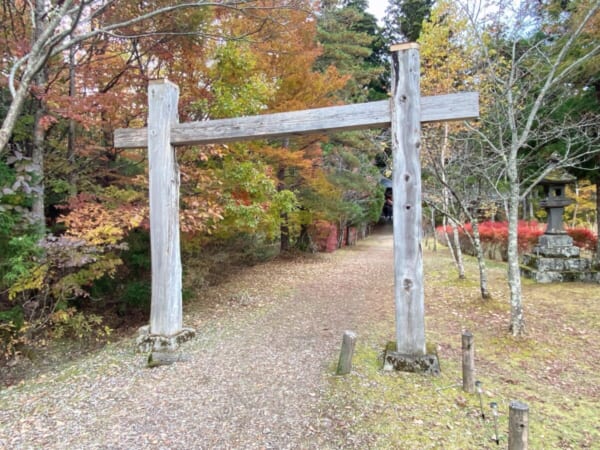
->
[321,246,600,449]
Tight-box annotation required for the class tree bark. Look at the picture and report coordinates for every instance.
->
[507,158,524,336]
[442,214,457,265]
[471,220,490,299]
[67,45,77,194]
[30,0,49,233]
[31,95,46,232]
[451,220,466,279]
[278,140,290,253]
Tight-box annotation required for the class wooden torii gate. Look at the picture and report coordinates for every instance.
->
[114,44,478,368]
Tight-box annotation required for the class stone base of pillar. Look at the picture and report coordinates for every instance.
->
[136,325,196,353]
[383,343,440,375]
[147,351,191,367]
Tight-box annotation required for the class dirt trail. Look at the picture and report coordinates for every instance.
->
[0,229,397,449]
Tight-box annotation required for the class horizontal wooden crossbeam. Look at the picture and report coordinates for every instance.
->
[114,92,478,149]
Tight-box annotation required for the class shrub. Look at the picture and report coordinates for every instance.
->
[121,281,151,311]
[50,307,110,341]
[567,227,598,252]
[0,306,27,359]
[434,221,597,261]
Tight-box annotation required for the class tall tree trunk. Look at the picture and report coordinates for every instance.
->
[431,208,437,252]
[30,0,48,233]
[277,140,290,253]
[0,80,35,156]
[442,214,457,264]
[529,194,534,221]
[451,220,466,279]
[471,220,490,299]
[67,45,77,194]
[31,92,46,232]
[507,159,524,336]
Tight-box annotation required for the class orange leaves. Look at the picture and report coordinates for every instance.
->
[38,114,57,131]
[59,192,147,246]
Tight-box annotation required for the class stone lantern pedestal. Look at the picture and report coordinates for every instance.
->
[522,170,599,283]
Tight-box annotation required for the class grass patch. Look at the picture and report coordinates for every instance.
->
[321,246,600,449]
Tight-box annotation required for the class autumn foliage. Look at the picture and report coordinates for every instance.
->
[437,221,598,260]
[0,1,389,358]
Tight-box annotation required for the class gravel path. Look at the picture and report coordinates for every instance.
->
[0,230,396,449]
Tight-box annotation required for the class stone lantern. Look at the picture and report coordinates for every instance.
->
[520,168,598,282]
[534,169,579,258]
[522,169,600,283]
[538,170,576,235]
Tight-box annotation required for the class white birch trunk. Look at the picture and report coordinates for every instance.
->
[391,44,425,356]
[471,220,490,299]
[451,220,466,279]
[442,215,457,263]
[507,158,524,335]
[148,80,183,337]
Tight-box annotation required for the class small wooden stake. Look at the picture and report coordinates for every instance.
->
[508,401,529,450]
[462,331,475,393]
[336,330,357,375]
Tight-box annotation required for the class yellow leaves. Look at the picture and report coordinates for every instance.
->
[82,224,124,246]
[127,208,147,229]
[49,308,109,341]
[418,0,477,97]
[8,264,48,301]
[51,309,72,324]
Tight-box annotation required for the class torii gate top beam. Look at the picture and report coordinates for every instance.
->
[114,92,478,149]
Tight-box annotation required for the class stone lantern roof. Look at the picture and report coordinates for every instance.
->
[539,169,576,210]
[539,169,577,186]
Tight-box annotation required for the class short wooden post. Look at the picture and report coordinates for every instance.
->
[391,43,425,356]
[462,331,475,393]
[508,401,529,450]
[336,330,357,375]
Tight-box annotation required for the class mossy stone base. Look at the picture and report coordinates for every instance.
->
[147,351,191,368]
[383,342,440,375]
[136,326,196,353]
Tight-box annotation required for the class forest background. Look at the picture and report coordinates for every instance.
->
[0,0,598,358]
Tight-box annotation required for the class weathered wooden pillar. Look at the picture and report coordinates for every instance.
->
[383,43,439,375]
[391,43,425,355]
[137,80,194,354]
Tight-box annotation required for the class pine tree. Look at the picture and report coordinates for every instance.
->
[384,0,434,43]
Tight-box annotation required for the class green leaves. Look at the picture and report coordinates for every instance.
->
[214,159,298,241]
[199,42,276,119]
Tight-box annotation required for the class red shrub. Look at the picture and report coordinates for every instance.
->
[516,221,544,253]
[437,221,542,260]
[436,220,597,260]
[567,227,598,252]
